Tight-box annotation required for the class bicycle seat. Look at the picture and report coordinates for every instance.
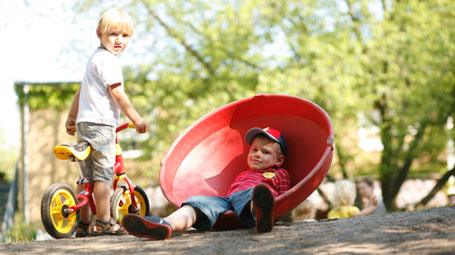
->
[54,141,91,161]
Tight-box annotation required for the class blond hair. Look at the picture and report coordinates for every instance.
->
[332,179,356,207]
[292,199,314,221]
[97,8,134,36]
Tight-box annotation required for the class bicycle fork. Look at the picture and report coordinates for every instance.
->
[113,173,140,214]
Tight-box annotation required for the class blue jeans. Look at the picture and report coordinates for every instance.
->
[182,188,255,231]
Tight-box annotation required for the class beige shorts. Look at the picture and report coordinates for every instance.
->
[77,122,116,184]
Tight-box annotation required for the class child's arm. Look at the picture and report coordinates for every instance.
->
[108,83,148,133]
[65,88,80,136]
[354,196,378,217]
[276,168,291,195]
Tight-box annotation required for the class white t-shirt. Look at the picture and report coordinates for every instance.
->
[77,47,124,127]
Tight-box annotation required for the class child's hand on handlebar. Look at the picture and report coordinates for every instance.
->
[133,118,148,134]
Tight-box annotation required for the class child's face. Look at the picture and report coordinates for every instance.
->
[97,27,131,55]
[247,136,284,170]
[357,181,373,198]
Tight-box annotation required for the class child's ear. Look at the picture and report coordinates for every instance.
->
[276,155,285,167]
[96,29,102,39]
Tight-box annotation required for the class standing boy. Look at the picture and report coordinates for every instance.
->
[65,8,148,236]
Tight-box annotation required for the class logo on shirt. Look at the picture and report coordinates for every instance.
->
[263,172,276,179]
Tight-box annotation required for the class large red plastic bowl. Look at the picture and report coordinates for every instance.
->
[160,94,334,229]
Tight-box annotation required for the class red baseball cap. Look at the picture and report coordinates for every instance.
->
[245,127,287,155]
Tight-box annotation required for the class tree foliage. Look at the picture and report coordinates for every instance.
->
[15,82,79,111]
[347,0,455,208]
[24,0,455,210]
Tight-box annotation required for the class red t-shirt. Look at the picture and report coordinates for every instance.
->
[227,167,290,197]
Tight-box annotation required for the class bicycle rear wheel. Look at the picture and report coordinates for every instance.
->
[111,185,150,224]
[41,183,79,239]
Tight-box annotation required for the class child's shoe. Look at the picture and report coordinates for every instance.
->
[122,214,172,240]
[75,221,91,238]
[252,183,275,233]
[92,218,127,236]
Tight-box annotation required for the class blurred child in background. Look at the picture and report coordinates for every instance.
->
[328,179,377,219]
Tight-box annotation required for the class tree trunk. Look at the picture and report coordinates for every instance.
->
[415,167,455,208]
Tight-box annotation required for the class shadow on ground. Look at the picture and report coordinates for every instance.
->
[1,207,454,254]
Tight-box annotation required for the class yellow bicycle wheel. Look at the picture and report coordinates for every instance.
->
[111,185,150,224]
[41,183,79,239]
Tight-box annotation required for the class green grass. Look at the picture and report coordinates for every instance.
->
[1,215,40,243]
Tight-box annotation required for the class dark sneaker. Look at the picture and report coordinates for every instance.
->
[252,183,275,233]
[122,214,172,240]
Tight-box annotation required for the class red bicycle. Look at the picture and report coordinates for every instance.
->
[40,122,150,239]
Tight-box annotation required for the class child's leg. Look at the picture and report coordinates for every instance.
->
[122,196,231,240]
[92,180,126,235]
[229,188,255,227]
[164,204,197,232]
[121,207,197,240]
[123,204,197,233]
[83,180,124,236]
[77,123,124,235]
[93,181,111,222]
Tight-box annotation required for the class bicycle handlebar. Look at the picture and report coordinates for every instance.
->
[69,123,134,133]
[116,122,135,132]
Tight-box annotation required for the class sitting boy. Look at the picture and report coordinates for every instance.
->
[122,126,291,240]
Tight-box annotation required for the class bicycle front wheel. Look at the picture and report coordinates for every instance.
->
[111,185,150,224]
[41,183,79,239]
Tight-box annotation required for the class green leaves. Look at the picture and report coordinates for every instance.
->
[20,1,455,200]
[15,83,79,111]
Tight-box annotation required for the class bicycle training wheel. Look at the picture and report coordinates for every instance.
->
[41,183,79,239]
[111,185,150,224]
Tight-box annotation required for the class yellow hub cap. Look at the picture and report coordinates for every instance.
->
[116,190,147,224]
[50,189,77,234]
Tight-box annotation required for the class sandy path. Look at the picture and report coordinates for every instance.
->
[1,206,454,254]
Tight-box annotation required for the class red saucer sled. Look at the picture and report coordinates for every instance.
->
[160,94,334,229]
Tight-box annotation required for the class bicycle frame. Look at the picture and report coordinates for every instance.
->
[65,179,96,215]
[112,122,139,213]
[63,122,139,216]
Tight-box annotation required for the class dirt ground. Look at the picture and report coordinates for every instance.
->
[1,206,454,255]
